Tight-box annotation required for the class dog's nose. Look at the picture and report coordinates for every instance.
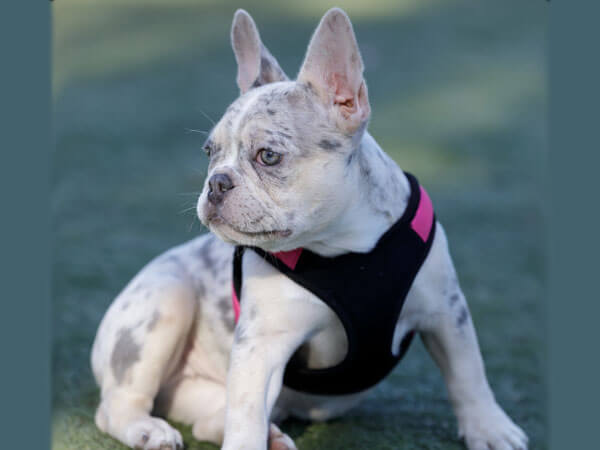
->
[208,173,234,205]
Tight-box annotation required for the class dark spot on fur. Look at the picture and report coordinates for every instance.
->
[249,305,258,320]
[318,139,342,151]
[217,295,235,332]
[275,131,291,140]
[163,255,186,272]
[251,78,262,88]
[449,293,460,305]
[193,279,206,301]
[197,236,220,277]
[346,151,355,166]
[260,56,272,76]
[267,109,276,116]
[456,307,469,327]
[302,81,314,93]
[146,310,161,332]
[111,328,141,384]
[267,139,284,147]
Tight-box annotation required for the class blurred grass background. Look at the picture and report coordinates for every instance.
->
[52,0,547,448]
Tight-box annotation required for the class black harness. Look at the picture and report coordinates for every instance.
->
[232,172,436,395]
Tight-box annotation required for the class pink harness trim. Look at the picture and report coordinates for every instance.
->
[273,248,303,270]
[231,283,241,323]
[411,186,434,242]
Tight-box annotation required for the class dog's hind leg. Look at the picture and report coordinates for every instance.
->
[155,375,298,449]
[92,273,197,450]
[155,375,227,445]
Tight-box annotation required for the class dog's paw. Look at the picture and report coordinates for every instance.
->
[268,423,297,450]
[458,402,528,450]
[125,416,183,450]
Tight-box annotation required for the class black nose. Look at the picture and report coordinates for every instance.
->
[208,173,234,205]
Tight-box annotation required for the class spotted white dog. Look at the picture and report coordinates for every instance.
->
[91,8,528,450]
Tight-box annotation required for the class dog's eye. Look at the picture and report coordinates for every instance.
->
[256,148,282,166]
[202,139,214,157]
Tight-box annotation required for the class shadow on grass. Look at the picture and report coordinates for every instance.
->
[53,0,547,448]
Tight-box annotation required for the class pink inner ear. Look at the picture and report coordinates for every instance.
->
[273,248,303,270]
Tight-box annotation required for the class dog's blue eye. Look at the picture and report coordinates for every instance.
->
[257,148,282,166]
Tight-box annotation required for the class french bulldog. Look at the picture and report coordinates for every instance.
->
[91,8,528,450]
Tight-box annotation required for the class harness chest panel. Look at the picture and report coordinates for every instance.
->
[232,172,435,395]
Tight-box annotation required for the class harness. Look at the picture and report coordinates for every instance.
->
[232,172,435,395]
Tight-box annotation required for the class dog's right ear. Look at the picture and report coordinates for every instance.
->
[231,9,288,95]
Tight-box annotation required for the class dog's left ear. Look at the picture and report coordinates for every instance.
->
[297,8,370,134]
[231,9,289,95]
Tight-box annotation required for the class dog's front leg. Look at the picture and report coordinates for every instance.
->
[421,309,528,450]
[222,326,301,450]
[221,254,328,450]
[413,225,528,450]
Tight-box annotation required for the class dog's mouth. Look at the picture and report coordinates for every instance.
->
[208,214,292,243]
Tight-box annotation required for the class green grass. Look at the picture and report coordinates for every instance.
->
[52,0,547,448]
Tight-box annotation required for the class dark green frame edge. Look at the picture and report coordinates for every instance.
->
[0,1,51,449]
[549,1,600,449]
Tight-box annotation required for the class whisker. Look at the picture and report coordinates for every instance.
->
[197,108,216,126]
[178,205,198,215]
[188,215,199,233]
[185,128,209,135]
[178,206,196,214]
[176,191,202,197]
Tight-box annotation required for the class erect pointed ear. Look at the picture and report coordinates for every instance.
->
[297,8,370,133]
[231,9,288,95]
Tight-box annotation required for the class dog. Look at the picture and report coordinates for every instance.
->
[91,8,528,450]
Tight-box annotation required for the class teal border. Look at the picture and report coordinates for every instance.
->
[548,1,600,449]
[0,1,51,449]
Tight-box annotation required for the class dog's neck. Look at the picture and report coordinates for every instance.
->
[304,132,410,257]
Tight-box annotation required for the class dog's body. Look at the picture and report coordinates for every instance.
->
[91,9,528,450]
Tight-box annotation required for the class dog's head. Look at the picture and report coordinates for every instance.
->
[197,8,371,252]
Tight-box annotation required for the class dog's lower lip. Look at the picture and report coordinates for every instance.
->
[231,226,292,238]
[208,215,291,238]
